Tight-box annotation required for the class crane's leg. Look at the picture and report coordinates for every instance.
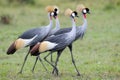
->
[50,52,53,62]
[32,55,48,73]
[68,44,80,76]
[18,50,30,74]
[31,55,38,73]
[52,50,63,75]
[38,55,48,71]
[44,52,58,74]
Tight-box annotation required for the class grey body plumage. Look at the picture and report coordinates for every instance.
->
[7,12,57,74]
[45,31,73,51]
[30,10,80,75]
[14,13,53,47]
[19,13,53,73]
[44,17,76,51]
[53,13,88,41]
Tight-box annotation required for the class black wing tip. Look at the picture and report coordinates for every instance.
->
[6,42,16,55]
[31,52,40,56]
[30,43,40,56]
[6,49,16,55]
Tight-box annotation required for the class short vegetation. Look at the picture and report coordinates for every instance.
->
[0,0,120,80]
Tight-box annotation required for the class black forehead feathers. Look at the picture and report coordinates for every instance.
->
[73,11,78,16]
[85,8,89,12]
[54,8,58,11]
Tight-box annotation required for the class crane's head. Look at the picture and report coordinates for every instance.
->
[46,5,59,19]
[65,8,79,21]
[82,8,90,14]
[53,6,59,19]
[71,11,79,18]
[77,4,90,18]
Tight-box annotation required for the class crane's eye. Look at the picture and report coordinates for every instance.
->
[50,12,54,16]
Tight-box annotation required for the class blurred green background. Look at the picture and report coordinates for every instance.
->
[0,0,120,80]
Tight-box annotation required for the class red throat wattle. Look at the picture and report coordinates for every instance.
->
[83,14,86,18]
[7,42,16,54]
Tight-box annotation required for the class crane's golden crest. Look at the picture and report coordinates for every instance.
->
[65,8,73,16]
[53,5,59,10]
[15,39,25,49]
[46,6,54,12]
[76,4,85,12]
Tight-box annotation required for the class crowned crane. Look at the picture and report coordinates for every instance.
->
[31,7,60,72]
[50,4,90,75]
[30,8,80,76]
[6,6,59,74]
[50,4,90,63]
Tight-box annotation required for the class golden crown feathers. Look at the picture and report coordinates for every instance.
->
[65,8,73,16]
[76,4,86,12]
[46,5,59,12]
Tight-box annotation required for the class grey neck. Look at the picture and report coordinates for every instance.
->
[68,17,76,39]
[79,13,87,31]
[70,17,76,33]
[46,13,53,32]
[55,17,60,31]
[51,17,60,35]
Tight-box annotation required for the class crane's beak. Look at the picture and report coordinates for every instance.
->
[88,11,90,14]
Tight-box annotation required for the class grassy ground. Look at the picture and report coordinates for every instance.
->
[0,0,120,80]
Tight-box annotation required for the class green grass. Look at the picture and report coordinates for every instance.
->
[0,0,120,80]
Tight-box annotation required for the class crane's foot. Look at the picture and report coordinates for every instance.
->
[52,68,59,76]
[77,73,81,76]
[31,70,34,73]
[52,69,54,74]
[17,71,22,74]
[52,68,56,74]
[56,71,59,76]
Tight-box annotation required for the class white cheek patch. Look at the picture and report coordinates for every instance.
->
[51,12,54,16]
[83,9,87,13]
[56,10,59,14]
[72,13,75,17]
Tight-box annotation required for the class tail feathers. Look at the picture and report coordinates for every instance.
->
[30,43,40,56]
[7,42,16,55]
